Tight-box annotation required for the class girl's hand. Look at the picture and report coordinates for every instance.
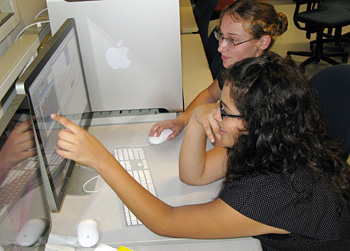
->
[191,103,220,143]
[148,117,186,141]
[51,114,111,170]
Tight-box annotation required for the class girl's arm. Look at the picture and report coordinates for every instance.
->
[51,114,288,239]
[149,80,222,140]
[179,104,227,185]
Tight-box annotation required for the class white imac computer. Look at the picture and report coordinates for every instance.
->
[47,0,183,112]
[16,18,92,212]
[0,94,51,250]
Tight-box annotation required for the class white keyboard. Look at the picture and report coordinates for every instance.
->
[114,147,157,226]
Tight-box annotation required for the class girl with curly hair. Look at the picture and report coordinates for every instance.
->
[51,53,350,250]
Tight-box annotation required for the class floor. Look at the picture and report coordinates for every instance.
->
[208,0,350,79]
[271,1,350,79]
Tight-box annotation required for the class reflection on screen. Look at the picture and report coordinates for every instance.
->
[0,114,38,218]
[0,96,50,248]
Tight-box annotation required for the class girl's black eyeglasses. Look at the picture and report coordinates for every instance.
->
[219,101,244,119]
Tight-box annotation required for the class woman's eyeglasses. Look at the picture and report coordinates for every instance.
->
[219,101,244,119]
[214,30,256,49]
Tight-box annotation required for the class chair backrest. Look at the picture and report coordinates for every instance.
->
[293,0,322,38]
[309,64,350,154]
[205,29,219,64]
[193,0,219,45]
[204,28,223,79]
[320,0,350,11]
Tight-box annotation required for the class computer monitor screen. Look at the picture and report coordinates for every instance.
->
[16,18,92,212]
[0,94,50,249]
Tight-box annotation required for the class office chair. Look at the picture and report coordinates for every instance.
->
[193,0,219,46]
[287,0,350,70]
[208,51,223,80]
[317,0,350,49]
[309,64,350,155]
[203,28,223,79]
[320,0,350,11]
[205,28,219,75]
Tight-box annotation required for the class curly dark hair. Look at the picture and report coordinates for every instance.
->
[222,52,350,205]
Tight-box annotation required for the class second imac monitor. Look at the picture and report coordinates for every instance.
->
[47,0,183,112]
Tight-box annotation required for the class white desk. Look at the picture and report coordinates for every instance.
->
[181,34,213,108]
[49,114,262,251]
[180,6,198,34]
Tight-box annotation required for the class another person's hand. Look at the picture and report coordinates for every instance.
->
[0,119,36,171]
[148,116,186,141]
[191,103,219,143]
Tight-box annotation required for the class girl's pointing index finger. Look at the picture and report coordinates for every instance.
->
[51,114,79,134]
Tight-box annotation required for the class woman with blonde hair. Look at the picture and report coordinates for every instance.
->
[149,0,288,143]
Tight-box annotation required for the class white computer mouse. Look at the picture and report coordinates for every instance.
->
[148,128,173,145]
[16,218,48,246]
[76,219,99,248]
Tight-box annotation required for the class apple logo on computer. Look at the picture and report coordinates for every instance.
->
[105,40,131,70]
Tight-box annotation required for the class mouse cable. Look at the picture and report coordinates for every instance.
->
[81,144,152,193]
[82,174,103,194]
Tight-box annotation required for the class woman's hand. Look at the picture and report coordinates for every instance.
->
[51,114,113,171]
[148,80,222,141]
[148,116,186,141]
[191,103,220,143]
